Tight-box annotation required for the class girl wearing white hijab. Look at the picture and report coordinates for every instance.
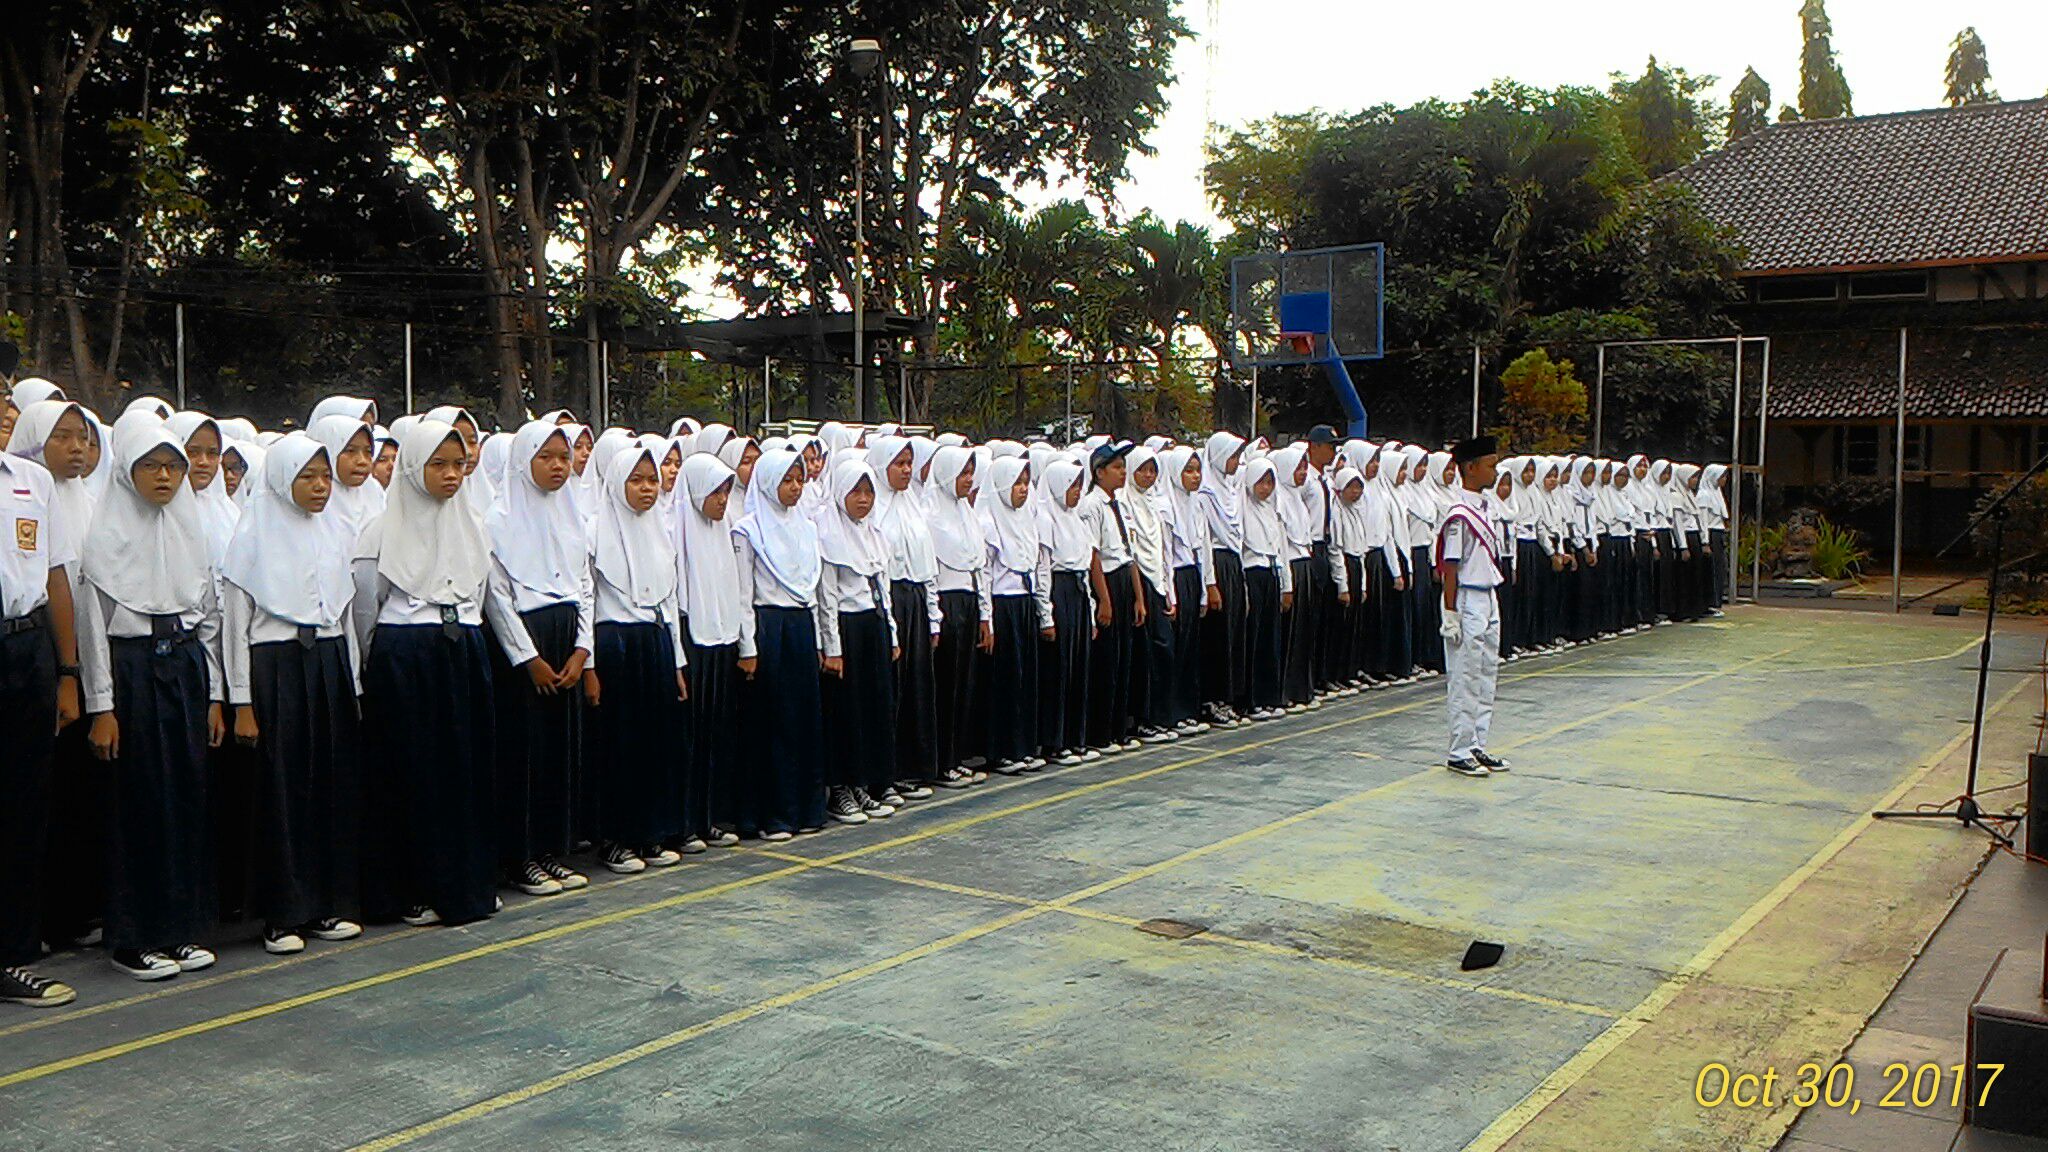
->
[1600,462,1642,632]
[1035,457,1096,765]
[483,421,594,893]
[123,396,175,421]
[1272,444,1321,711]
[353,419,498,928]
[1122,447,1180,743]
[1354,444,1414,685]
[715,434,759,528]
[925,445,993,786]
[221,433,364,954]
[1156,445,1216,736]
[473,432,513,509]
[1401,448,1454,676]
[164,412,238,569]
[672,454,745,848]
[370,424,399,488]
[1696,463,1730,612]
[865,436,942,797]
[221,438,263,505]
[815,458,905,820]
[10,376,67,409]
[980,455,1052,774]
[308,415,387,548]
[1664,461,1708,622]
[734,447,827,838]
[1237,457,1292,720]
[1197,431,1251,725]
[1330,464,1374,690]
[77,421,225,980]
[586,442,689,869]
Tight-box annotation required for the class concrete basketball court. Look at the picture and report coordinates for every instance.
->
[2,605,2036,1151]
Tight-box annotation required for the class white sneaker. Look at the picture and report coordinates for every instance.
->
[1118,739,1143,752]
[111,949,181,981]
[603,845,647,874]
[643,846,683,867]
[263,929,306,955]
[1081,748,1102,762]
[306,918,362,941]
[827,787,869,825]
[516,861,564,896]
[402,906,441,927]
[760,830,793,843]
[538,858,590,890]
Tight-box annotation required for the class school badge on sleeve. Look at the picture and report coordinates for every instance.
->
[14,516,37,553]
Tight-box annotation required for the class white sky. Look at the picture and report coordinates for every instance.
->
[1100,0,2048,228]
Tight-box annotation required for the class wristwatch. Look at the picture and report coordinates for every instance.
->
[56,663,80,680]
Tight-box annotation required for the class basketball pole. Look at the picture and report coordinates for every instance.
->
[1249,365,1259,440]
[1470,343,1481,437]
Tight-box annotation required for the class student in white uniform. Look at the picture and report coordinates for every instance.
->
[0,435,84,1006]
[1436,436,1509,777]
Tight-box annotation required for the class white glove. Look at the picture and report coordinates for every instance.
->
[1438,608,1463,646]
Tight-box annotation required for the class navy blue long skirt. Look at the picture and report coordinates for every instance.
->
[1039,571,1091,756]
[249,637,361,929]
[1168,565,1204,725]
[744,606,826,835]
[363,623,496,926]
[683,629,741,837]
[1202,549,1248,712]
[104,634,215,951]
[985,594,1039,763]
[1408,544,1444,671]
[933,589,980,772]
[1244,566,1285,710]
[1281,556,1317,705]
[1370,551,1412,678]
[890,580,938,784]
[491,602,581,870]
[824,608,898,793]
[1087,565,1137,749]
[593,621,684,848]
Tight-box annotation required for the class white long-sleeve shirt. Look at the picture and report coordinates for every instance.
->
[815,561,900,658]
[592,566,687,671]
[77,585,225,714]
[732,534,817,660]
[222,581,362,706]
[986,538,1055,630]
[483,558,595,669]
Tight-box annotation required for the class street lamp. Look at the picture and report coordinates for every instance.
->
[844,37,882,421]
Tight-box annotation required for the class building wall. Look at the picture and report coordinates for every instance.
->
[1764,421,2048,554]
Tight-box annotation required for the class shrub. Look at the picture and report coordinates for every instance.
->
[1810,516,1870,580]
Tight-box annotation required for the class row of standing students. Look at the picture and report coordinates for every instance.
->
[0,374,1730,1008]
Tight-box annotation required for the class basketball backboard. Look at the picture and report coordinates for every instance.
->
[1229,243,1385,369]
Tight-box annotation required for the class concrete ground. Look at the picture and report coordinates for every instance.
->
[1,606,2040,1152]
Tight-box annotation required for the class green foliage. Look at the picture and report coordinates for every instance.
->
[1491,349,1587,455]
[1728,68,1772,140]
[1607,57,1717,176]
[1739,522,1787,574]
[1798,0,1853,119]
[1810,517,1870,580]
[1945,27,1998,107]
[1971,476,2048,603]
[1202,111,1331,249]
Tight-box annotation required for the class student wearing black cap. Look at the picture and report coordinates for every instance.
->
[1081,442,1145,753]
[1437,436,1509,778]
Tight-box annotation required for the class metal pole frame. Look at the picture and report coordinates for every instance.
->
[1752,341,1771,599]
[1470,343,1482,437]
[403,322,414,414]
[762,355,773,429]
[175,303,186,409]
[1593,344,1605,457]
[852,117,866,423]
[1730,337,1743,603]
[1893,326,1908,612]
[1064,361,1074,442]
[1250,365,1259,440]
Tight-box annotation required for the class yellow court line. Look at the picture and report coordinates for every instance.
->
[1457,674,2033,1152]
[756,851,1615,1019]
[343,778,1440,1152]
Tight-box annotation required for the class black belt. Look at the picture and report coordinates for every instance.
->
[1,606,48,636]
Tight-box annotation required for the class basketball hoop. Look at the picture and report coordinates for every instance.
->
[1280,332,1316,357]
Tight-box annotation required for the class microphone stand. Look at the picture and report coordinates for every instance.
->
[1870,450,2048,846]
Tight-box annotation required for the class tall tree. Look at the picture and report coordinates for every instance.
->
[1797,0,1853,120]
[1944,27,1998,106]
[1609,57,1715,176]
[1728,67,1772,140]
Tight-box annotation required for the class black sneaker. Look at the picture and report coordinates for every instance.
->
[305,918,362,941]
[538,856,589,890]
[893,781,934,801]
[401,906,441,926]
[263,927,306,955]
[1,965,77,1007]
[936,767,975,790]
[516,861,564,896]
[877,786,908,808]
[111,948,180,981]
[1446,758,1490,778]
[827,786,869,824]
[991,759,1029,776]
[705,827,742,847]
[1471,750,1511,773]
[602,844,646,874]
[167,944,216,972]
[853,786,895,817]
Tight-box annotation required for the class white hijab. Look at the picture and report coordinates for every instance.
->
[867,436,938,584]
[10,377,66,408]
[925,446,985,572]
[165,411,238,568]
[222,433,355,628]
[1036,458,1094,571]
[593,443,678,608]
[7,399,98,553]
[734,447,820,601]
[309,395,377,428]
[309,415,387,547]
[981,456,1037,574]
[361,419,491,605]
[1159,445,1206,559]
[675,454,743,645]
[81,421,210,615]
[1122,447,1171,587]
[1240,458,1284,560]
[1270,444,1316,552]
[486,421,587,602]
[1199,431,1246,552]
[816,459,888,578]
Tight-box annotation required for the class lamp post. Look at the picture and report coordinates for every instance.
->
[845,37,882,423]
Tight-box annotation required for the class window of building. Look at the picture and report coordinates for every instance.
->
[1838,426,1879,477]
[1755,275,1840,303]
[1847,271,1930,301]
[1900,425,1930,473]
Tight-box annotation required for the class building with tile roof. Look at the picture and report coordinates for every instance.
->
[1669,99,2048,552]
